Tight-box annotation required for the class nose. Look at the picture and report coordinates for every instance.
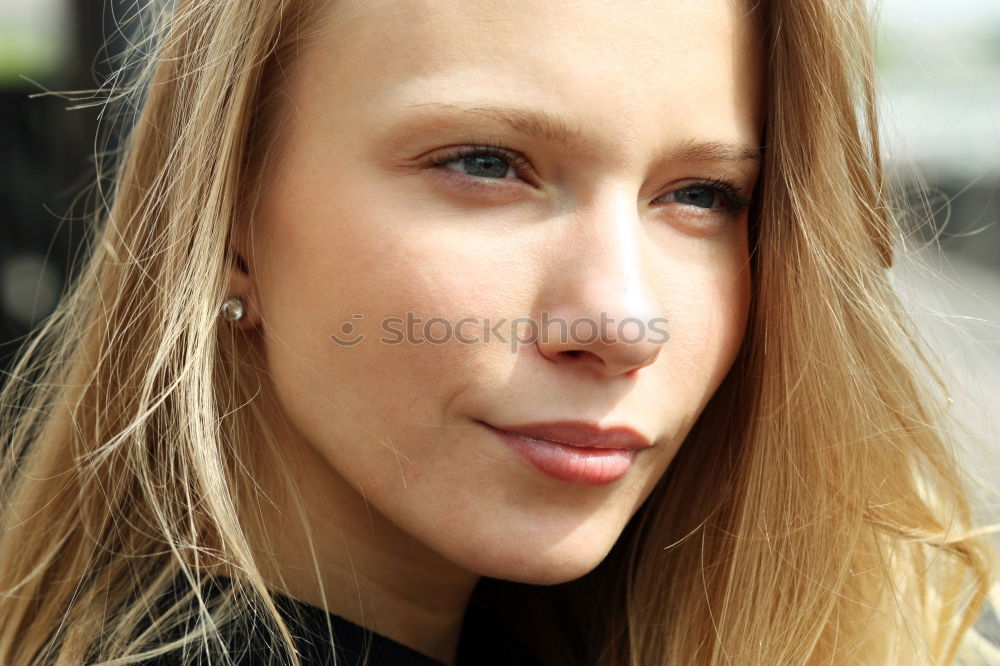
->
[534,187,665,379]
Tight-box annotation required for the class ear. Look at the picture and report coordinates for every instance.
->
[223,227,262,330]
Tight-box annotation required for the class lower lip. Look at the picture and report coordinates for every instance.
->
[483,424,639,486]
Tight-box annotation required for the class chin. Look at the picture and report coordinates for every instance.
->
[460,533,618,586]
[481,554,607,586]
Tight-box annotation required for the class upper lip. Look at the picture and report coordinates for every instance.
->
[485,420,653,450]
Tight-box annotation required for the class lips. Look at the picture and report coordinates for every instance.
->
[480,420,653,486]
[485,420,652,450]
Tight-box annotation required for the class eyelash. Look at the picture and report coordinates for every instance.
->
[427,140,754,215]
[428,141,532,182]
[677,176,754,215]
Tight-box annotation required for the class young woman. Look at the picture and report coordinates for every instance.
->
[0,0,996,663]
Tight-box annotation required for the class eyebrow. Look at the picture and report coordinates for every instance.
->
[404,102,583,151]
[668,138,762,163]
[402,102,761,163]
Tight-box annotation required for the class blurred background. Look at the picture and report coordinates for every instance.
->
[0,3,997,474]
[873,0,1000,516]
[1,0,124,367]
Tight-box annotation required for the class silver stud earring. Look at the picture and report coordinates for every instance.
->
[220,297,246,322]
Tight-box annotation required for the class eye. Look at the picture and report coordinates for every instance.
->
[428,143,532,182]
[667,186,720,209]
[658,178,752,215]
[441,151,513,179]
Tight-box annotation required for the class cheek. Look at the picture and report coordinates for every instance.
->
[705,256,751,357]
[658,241,750,402]
[247,186,510,448]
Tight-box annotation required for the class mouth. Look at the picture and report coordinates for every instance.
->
[485,419,653,450]
[479,420,651,486]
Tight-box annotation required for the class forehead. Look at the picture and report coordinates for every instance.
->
[297,0,763,156]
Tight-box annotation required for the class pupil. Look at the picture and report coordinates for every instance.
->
[464,155,508,179]
[677,188,716,208]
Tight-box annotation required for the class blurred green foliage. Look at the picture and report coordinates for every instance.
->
[0,31,64,86]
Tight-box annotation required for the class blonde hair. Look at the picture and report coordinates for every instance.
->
[0,0,994,664]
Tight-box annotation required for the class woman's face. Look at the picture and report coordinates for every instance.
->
[243,0,762,584]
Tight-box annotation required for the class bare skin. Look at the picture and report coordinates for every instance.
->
[228,0,763,662]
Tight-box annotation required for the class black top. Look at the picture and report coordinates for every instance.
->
[149,576,540,666]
